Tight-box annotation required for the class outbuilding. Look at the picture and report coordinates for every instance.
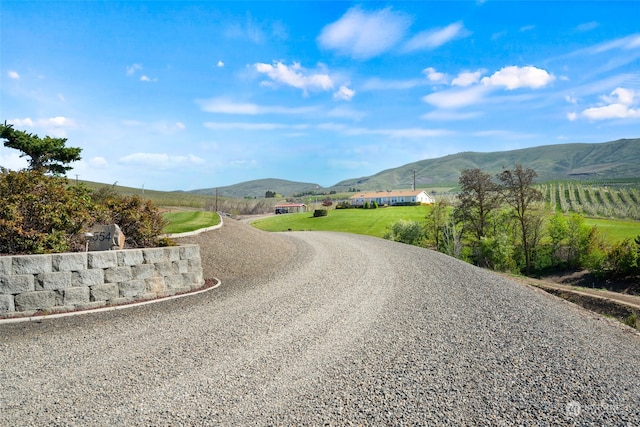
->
[274,203,306,214]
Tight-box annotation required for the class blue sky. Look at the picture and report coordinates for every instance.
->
[1,1,639,191]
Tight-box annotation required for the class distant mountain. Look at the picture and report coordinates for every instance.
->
[190,178,324,199]
[332,138,640,191]
[189,138,640,197]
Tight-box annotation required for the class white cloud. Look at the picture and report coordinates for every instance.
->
[126,64,142,76]
[119,152,205,169]
[8,116,77,137]
[89,156,108,168]
[582,104,640,120]
[254,61,333,93]
[422,85,490,109]
[198,98,318,115]
[317,6,411,59]
[333,85,355,101]
[452,70,485,87]
[404,21,469,52]
[8,70,20,80]
[361,77,426,90]
[326,107,366,121]
[0,149,28,170]
[121,120,187,133]
[520,25,535,32]
[565,95,578,104]
[567,112,578,121]
[346,127,453,139]
[140,75,158,82]
[481,65,555,90]
[423,67,449,84]
[421,110,482,121]
[204,122,305,131]
[603,87,635,105]
[573,87,640,120]
[217,60,225,67]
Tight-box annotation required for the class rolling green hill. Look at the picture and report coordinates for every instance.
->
[333,138,640,191]
[189,138,639,197]
[190,178,325,199]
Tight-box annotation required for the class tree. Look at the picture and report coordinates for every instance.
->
[456,168,501,242]
[0,122,82,175]
[496,164,544,275]
[424,199,450,251]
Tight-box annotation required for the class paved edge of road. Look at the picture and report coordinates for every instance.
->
[0,278,221,325]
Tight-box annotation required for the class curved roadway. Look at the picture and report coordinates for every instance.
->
[1,232,639,425]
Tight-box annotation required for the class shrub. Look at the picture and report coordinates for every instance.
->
[313,209,328,217]
[384,220,425,246]
[0,169,94,254]
[91,190,168,248]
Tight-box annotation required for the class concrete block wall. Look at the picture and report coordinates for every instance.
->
[0,245,204,316]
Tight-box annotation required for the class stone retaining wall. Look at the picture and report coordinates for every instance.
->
[0,245,204,316]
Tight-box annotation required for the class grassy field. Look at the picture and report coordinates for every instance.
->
[162,211,220,234]
[252,206,432,238]
[584,218,640,242]
[252,206,640,243]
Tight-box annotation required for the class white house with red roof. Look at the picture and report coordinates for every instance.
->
[349,190,435,207]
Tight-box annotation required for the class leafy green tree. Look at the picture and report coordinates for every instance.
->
[424,199,450,251]
[0,122,82,175]
[455,168,501,265]
[497,164,544,275]
[456,168,501,241]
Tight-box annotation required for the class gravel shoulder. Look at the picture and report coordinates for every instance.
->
[1,222,639,425]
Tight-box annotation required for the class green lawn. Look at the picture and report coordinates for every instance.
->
[252,206,640,244]
[162,211,220,234]
[584,218,640,243]
[252,206,432,238]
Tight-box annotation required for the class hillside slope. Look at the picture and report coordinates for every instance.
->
[334,138,640,190]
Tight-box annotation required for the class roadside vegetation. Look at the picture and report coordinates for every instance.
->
[255,165,640,294]
[0,123,170,254]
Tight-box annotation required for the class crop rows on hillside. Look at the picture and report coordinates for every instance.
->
[540,183,640,220]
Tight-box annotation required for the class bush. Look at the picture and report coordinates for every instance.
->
[91,188,168,248]
[0,171,170,254]
[0,169,94,254]
[313,209,328,218]
[384,220,425,246]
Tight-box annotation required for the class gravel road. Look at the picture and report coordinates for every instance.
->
[1,221,639,425]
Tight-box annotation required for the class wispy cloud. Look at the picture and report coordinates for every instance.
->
[423,85,490,109]
[423,67,449,84]
[119,152,205,169]
[317,6,411,60]
[403,21,469,52]
[122,120,186,133]
[204,122,308,131]
[254,61,333,94]
[9,116,77,137]
[576,21,599,32]
[452,70,485,87]
[198,98,319,115]
[126,63,142,76]
[333,85,356,101]
[8,70,20,80]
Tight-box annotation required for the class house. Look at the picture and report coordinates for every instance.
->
[349,190,435,206]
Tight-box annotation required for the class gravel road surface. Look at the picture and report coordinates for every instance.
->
[1,222,639,425]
